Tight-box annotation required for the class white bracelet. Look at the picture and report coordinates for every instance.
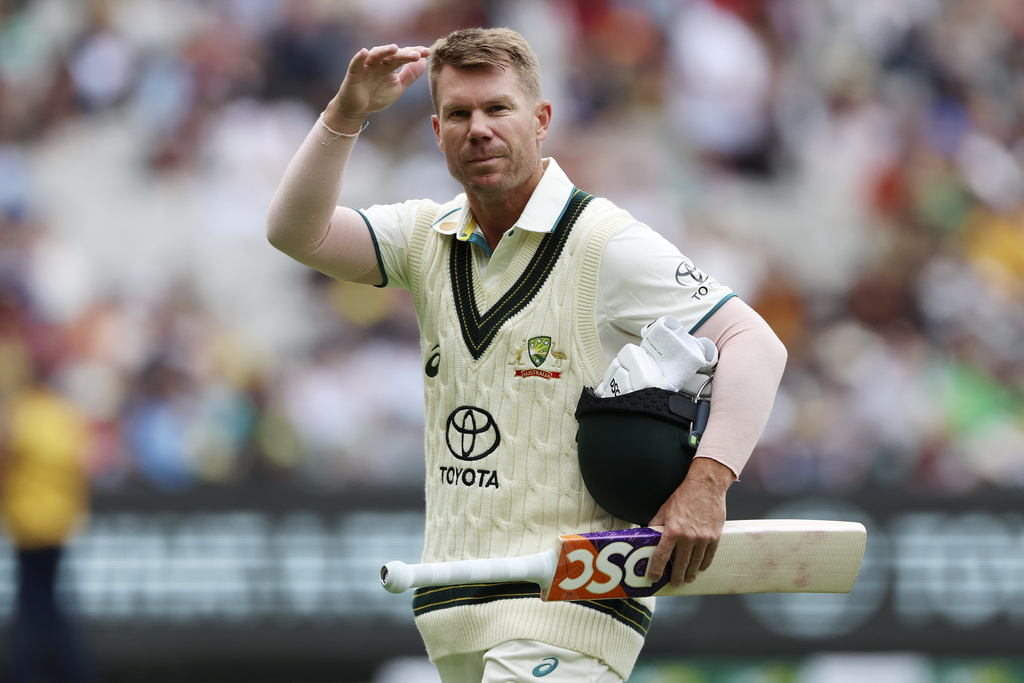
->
[319,112,368,144]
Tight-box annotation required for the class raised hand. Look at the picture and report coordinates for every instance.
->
[323,44,431,134]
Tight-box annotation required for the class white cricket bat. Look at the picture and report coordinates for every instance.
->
[381,519,866,601]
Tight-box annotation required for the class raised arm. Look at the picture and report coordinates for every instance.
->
[266,44,430,284]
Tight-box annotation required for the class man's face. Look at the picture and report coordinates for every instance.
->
[432,64,550,198]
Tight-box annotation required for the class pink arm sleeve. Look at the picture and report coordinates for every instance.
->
[266,117,382,284]
[692,296,787,478]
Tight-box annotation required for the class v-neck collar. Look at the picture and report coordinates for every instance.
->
[449,189,594,360]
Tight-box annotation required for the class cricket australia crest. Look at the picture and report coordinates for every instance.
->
[510,336,567,379]
[528,336,551,366]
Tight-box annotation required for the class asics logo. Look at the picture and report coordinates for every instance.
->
[425,344,441,377]
[532,657,558,677]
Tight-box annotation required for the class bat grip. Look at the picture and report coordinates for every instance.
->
[381,548,559,594]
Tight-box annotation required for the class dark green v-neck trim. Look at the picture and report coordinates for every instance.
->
[450,189,594,360]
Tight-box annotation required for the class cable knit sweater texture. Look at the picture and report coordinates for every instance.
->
[407,192,654,680]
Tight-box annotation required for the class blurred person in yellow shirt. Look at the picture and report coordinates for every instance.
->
[1,370,95,683]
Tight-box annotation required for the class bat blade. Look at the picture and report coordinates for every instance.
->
[542,519,866,601]
[380,519,867,601]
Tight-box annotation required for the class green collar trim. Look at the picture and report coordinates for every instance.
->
[449,190,594,360]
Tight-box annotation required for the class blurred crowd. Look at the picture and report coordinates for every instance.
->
[0,0,1022,496]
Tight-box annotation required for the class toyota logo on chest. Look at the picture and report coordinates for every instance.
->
[445,406,501,461]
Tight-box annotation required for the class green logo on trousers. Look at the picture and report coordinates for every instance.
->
[532,657,559,677]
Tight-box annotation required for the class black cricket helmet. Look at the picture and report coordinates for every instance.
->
[574,383,710,526]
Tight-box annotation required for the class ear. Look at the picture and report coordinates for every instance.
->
[536,101,552,142]
[432,115,443,151]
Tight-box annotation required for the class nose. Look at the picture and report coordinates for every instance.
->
[467,110,492,141]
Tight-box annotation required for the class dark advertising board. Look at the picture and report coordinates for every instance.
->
[2,488,1021,681]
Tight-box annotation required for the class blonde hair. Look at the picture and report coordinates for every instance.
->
[428,27,542,113]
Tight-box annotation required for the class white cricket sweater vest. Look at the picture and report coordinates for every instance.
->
[404,190,655,680]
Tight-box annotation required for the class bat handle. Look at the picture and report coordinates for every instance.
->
[380,561,416,594]
[381,548,559,594]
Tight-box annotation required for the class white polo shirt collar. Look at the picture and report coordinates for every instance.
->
[430,158,575,254]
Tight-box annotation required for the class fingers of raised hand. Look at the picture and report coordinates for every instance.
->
[360,44,399,69]
[381,46,430,65]
[337,45,429,118]
[354,45,428,72]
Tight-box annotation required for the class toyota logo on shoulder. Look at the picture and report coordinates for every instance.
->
[446,406,501,461]
[675,258,708,286]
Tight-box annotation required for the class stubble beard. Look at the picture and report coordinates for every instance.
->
[447,148,530,199]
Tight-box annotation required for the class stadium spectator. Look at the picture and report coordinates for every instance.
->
[0,0,1021,494]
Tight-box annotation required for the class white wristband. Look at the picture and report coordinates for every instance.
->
[318,112,368,144]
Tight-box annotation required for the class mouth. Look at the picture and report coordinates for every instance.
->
[464,148,506,164]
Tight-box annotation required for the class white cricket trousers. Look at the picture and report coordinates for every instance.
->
[433,639,623,683]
